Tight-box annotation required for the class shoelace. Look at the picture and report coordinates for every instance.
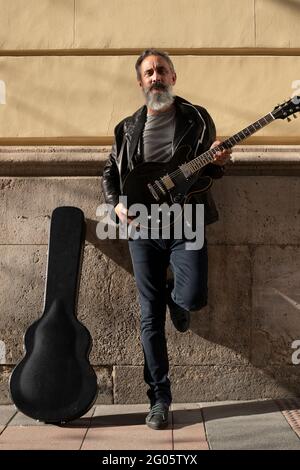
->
[149,403,168,417]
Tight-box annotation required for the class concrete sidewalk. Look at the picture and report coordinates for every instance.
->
[0,398,300,450]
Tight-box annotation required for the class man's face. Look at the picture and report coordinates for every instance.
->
[138,55,177,111]
[138,55,176,90]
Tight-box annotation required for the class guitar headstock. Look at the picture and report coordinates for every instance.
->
[272,96,300,121]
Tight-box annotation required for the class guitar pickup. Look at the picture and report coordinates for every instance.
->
[161,174,175,190]
[179,164,192,179]
[155,180,167,195]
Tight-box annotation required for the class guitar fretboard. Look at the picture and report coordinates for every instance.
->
[183,112,275,176]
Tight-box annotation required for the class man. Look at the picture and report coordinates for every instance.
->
[102,49,231,430]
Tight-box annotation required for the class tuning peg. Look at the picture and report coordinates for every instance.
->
[293,113,298,118]
[287,117,291,122]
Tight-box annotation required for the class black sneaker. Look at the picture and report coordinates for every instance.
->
[145,402,169,430]
[167,281,190,333]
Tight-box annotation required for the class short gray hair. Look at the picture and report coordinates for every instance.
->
[135,48,175,80]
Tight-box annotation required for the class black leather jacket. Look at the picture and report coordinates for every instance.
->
[102,96,224,225]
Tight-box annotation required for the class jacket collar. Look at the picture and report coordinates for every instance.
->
[173,97,195,152]
[126,105,147,164]
[126,96,205,159]
[174,97,208,150]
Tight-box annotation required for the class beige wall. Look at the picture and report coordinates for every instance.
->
[0,0,300,142]
[1,0,300,49]
[0,55,299,138]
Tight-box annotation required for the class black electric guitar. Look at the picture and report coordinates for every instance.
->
[9,207,98,423]
[123,96,300,229]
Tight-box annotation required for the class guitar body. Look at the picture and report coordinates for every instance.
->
[123,145,213,210]
[9,207,98,423]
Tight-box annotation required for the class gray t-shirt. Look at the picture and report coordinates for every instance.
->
[143,107,176,162]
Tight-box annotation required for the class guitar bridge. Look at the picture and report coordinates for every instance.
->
[147,183,160,201]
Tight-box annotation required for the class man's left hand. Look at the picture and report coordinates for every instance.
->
[210,140,232,166]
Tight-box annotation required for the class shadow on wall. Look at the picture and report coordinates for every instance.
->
[86,218,133,275]
[273,0,300,9]
[85,216,300,400]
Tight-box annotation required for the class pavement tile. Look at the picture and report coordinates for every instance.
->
[0,425,88,450]
[276,398,300,439]
[173,423,208,450]
[171,403,201,412]
[202,400,300,450]
[9,406,95,426]
[82,424,173,450]
[93,404,148,416]
[172,404,209,450]
[89,404,147,427]
[82,404,172,450]
[0,405,17,432]
[172,405,202,424]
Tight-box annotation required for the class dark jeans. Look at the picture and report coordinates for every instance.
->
[128,237,208,406]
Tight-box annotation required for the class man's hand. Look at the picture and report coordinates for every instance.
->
[114,202,134,224]
[210,140,232,166]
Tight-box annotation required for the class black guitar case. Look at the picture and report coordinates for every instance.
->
[9,206,98,423]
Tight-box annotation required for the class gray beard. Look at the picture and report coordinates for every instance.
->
[143,85,174,111]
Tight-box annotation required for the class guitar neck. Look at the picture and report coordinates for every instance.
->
[186,111,275,174]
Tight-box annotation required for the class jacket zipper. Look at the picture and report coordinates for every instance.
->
[172,120,194,156]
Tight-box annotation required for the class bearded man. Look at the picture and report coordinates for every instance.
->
[102,49,231,429]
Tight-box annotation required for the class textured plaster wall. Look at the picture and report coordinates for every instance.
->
[0,171,299,403]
